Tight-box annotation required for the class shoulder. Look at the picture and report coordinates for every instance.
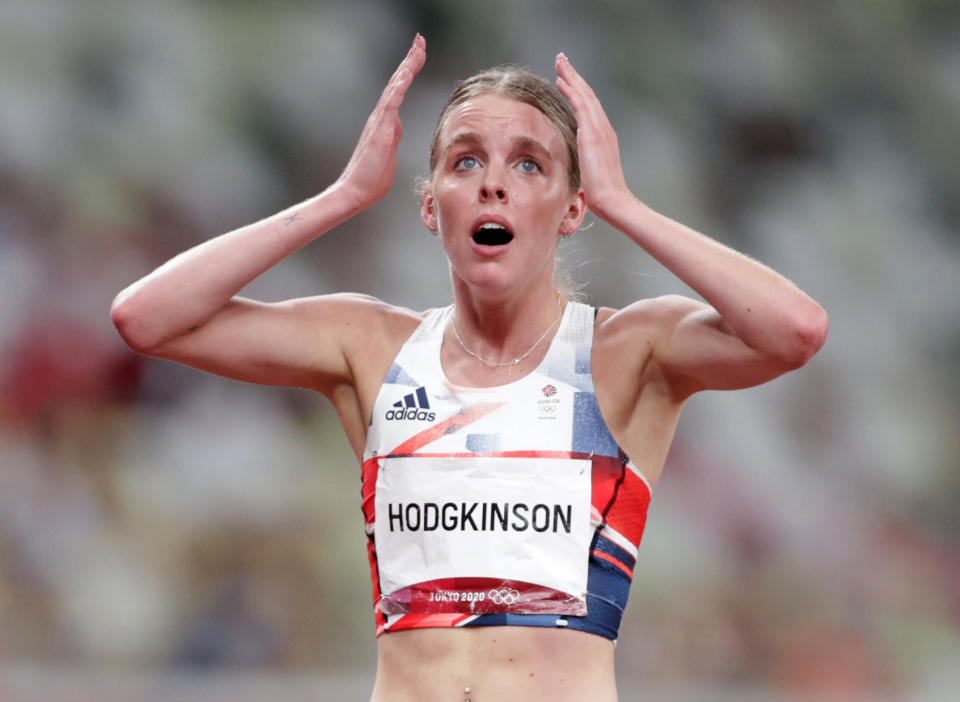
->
[592,295,709,402]
[295,293,437,407]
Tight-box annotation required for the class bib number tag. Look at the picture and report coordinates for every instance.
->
[374,455,592,616]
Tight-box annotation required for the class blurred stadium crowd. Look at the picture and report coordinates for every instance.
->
[1,1,958,700]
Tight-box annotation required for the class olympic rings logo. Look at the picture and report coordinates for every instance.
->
[487,588,520,605]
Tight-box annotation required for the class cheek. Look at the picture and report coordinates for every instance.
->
[523,188,571,224]
[433,182,470,222]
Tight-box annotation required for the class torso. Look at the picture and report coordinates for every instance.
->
[326,298,685,702]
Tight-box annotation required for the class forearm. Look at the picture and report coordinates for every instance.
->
[599,193,828,364]
[111,183,360,352]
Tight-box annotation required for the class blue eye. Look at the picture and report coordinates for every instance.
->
[456,156,479,170]
[518,159,540,173]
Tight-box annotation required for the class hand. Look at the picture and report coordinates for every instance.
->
[336,34,427,212]
[555,53,632,220]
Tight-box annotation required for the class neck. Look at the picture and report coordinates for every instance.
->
[450,277,565,366]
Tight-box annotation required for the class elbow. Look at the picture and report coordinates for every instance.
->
[111,292,161,356]
[781,303,829,369]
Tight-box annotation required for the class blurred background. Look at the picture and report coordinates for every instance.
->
[1,0,958,700]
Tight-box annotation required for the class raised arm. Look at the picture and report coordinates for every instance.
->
[111,35,427,393]
[555,53,828,397]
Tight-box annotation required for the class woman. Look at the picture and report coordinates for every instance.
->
[112,34,827,702]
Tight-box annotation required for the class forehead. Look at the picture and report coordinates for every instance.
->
[438,93,565,153]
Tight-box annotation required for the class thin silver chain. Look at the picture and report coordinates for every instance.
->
[451,294,564,368]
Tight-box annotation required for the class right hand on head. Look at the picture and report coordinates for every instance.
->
[335,34,427,212]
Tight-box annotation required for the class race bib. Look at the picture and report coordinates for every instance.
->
[374,455,592,616]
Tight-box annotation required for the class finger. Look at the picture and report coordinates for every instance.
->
[555,53,592,95]
[392,34,427,81]
[555,53,608,127]
[383,34,427,108]
[360,34,426,139]
[555,61,590,119]
[555,53,601,113]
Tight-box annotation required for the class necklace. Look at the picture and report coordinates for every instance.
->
[451,294,564,368]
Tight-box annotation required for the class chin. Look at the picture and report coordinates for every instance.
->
[451,263,518,298]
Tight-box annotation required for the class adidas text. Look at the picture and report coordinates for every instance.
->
[386,387,435,421]
[385,408,436,422]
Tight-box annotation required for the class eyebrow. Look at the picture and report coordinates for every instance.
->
[512,136,553,162]
[444,132,482,153]
[443,132,554,162]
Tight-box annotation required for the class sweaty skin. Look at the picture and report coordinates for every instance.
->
[111,36,827,702]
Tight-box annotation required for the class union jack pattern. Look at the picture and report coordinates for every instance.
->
[360,302,652,641]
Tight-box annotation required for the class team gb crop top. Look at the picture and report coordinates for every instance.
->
[359,302,652,640]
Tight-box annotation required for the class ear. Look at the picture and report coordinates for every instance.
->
[420,189,438,232]
[559,188,587,236]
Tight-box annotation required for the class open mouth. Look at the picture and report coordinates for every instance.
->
[472,222,514,246]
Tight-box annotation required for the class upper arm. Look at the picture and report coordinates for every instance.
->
[138,293,395,394]
[599,295,803,400]
[657,297,805,396]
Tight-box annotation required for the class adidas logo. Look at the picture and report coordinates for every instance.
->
[385,386,436,422]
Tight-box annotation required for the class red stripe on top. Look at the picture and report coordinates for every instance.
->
[588,455,626,513]
[600,469,651,548]
[361,456,379,525]
[592,549,634,580]
[389,402,507,455]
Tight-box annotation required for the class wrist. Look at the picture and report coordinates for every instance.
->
[588,188,639,223]
[324,179,364,216]
[316,180,372,220]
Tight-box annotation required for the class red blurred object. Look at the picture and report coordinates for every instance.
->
[2,318,143,423]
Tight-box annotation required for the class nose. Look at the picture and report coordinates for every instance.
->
[479,176,507,203]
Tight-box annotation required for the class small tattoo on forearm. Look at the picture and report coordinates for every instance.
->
[284,212,302,226]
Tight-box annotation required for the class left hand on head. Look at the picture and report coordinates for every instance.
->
[555,53,633,220]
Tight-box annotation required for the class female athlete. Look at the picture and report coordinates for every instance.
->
[112,34,828,702]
